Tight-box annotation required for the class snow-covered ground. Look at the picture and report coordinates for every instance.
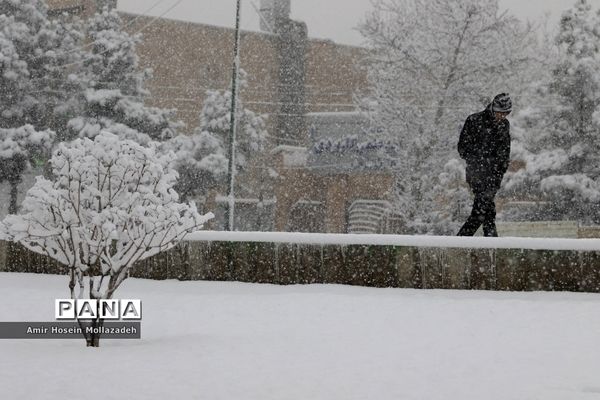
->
[1,273,600,400]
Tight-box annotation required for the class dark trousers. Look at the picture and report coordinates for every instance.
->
[457,189,498,237]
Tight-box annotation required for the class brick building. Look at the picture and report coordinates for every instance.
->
[41,0,398,233]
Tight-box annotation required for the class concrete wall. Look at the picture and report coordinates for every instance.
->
[4,240,600,293]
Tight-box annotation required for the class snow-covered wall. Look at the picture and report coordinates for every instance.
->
[185,231,600,251]
[4,238,600,292]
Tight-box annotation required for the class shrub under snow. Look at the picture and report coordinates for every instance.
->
[2,131,213,346]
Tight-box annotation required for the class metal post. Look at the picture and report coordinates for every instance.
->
[225,0,242,231]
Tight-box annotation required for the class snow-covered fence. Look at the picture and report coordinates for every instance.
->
[3,232,600,292]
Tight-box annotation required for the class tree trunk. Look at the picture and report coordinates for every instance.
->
[8,177,20,215]
[84,276,104,347]
[85,318,104,347]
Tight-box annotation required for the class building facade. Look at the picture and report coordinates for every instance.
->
[41,0,391,233]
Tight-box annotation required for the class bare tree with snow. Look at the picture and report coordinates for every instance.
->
[358,0,537,233]
[2,132,213,346]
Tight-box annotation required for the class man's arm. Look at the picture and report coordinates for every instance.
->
[498,121,511,175]
[457,117,474,161]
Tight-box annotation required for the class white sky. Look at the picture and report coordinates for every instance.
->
[118,0,600,46]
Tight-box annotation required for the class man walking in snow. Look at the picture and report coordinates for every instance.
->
[457,93,512,237]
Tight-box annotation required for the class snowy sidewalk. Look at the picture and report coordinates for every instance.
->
[0,273,599,400]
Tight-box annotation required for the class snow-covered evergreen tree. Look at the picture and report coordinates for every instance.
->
[504,0,600,223]
[0,0,81,212]
[67,8,181,144]
[161,131,228,202]
[163,70,268,203]
[2,131,213,346]
[199,70,268,172]
[0,0,82,132]
[359,0,536,233]
[0,125,54,213]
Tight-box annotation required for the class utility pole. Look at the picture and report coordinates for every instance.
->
[225,0,242,231]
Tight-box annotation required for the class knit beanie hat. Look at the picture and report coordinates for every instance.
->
[492,93,512,113]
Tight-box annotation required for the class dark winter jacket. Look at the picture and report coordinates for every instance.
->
[458,105,511,193]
